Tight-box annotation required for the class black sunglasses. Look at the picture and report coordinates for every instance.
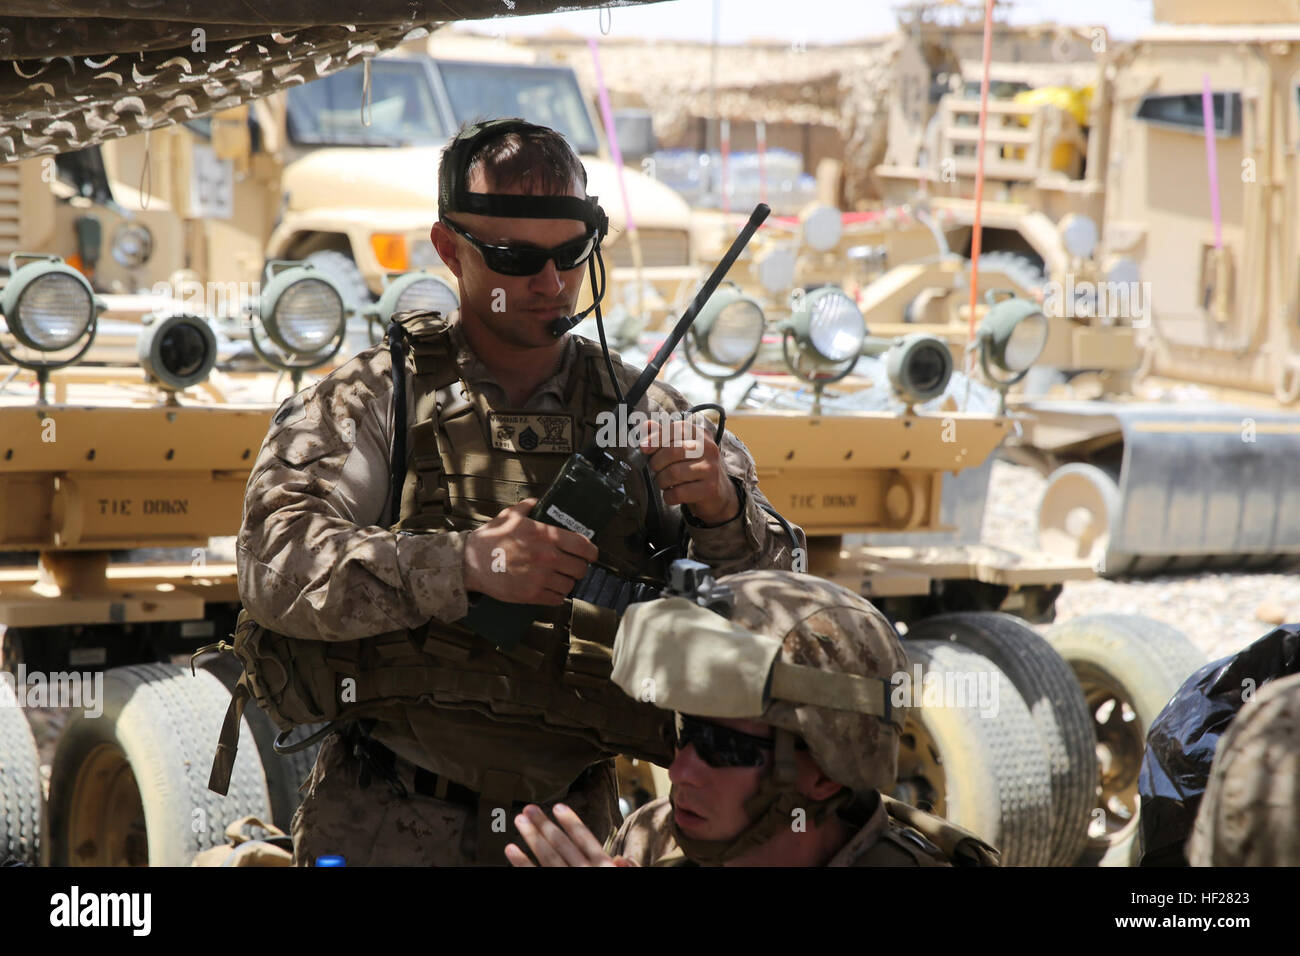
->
[442,218,598,277]
[675,715,775,769]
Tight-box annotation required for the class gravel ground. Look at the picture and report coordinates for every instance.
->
[981,457,1298,663]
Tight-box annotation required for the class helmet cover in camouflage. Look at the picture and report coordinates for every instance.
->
[719,569,908,794]
[1188,671,1300,866]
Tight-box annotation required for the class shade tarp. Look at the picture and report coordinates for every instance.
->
[0,1,665,160]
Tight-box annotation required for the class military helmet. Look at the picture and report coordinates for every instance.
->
[722,569,908,793]
[614,566,908,793]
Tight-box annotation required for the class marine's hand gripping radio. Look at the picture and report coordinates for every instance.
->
[459,203,771,649]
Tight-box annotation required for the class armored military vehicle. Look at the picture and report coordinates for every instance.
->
[851,0,1300,578]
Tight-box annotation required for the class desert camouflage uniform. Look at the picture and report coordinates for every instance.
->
[602,570,999,867]
[607,794,953,867]
[1188,671,1300,866]
[237,319,803,866]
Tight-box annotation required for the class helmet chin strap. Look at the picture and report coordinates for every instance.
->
[670,730,854,866]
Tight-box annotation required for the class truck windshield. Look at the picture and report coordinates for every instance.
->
[286,59,447,146]
[435,60,600,155]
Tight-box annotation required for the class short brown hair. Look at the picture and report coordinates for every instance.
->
[461,123,587,196]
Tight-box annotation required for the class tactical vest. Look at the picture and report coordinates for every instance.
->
[209,312,676,804]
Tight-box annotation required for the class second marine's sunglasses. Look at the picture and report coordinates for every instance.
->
[675,714,776,769]
[442,217,599,277]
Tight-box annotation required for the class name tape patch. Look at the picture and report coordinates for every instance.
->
[489,412,573,453]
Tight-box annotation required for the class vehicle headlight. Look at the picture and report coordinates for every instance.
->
[0,255,97,352]
[1058,214,1099,260]
[886,334,953,405]
[112,223,154,268]
[791,286,865,363]
[801,204,843,252]
[138,313,218,390]
[977,295,1048,378]
[754,245,797,295]
[260,264,347,356]
[374,272,460,325]
[693,288,765,368]
[276,279,344,352]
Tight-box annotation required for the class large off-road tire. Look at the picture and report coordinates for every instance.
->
[893,639,1053,866]
[304,249,374,310]
[977,251,1047,294]
[44,663,271,867]
[1043,614,1206,866]
[0,699,42,864]
[908,612,1096,867]
[200,654,322,832]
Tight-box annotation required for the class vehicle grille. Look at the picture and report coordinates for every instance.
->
[605,228,690,268]
[0,163,19,265]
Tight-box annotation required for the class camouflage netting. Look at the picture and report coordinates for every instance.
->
[0,1,664,160]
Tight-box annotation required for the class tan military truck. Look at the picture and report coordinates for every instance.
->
[3,40,695,360]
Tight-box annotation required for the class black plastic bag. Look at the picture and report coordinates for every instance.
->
[1138,623,1300,866]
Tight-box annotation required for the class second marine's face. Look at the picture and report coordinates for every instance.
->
[667,716,773,842]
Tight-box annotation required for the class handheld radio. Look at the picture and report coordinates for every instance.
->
[459,203,771,649]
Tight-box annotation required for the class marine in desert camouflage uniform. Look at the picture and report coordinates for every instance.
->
[505,570,1000,867]
[1188,671,1300,867]
[236,120,802,866]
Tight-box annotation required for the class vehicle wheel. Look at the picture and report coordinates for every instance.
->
[201,654,322,832]
[45,663,271,866]
[908,612,1096,867]
[1043,614,1206,866]
[305,249,374,309]
[892,639,1053,866]
[0,699,42,864]
[977,251,1047,294]
[1037,462,1127,573]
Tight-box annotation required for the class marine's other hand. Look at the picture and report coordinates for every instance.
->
[639,418,739,524]
[505,803,638,867]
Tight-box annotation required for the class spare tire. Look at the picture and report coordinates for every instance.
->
[908,611,1096,867]
[0,698,42,864]
[1044,614,1206,866]
[45,663,271,866]
[893,639,1053,866]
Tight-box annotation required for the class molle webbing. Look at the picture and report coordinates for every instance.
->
[211,312,677,801]
[393,312,664,581]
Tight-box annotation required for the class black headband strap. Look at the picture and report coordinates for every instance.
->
[449,192,604,229]
[438,117,607,237]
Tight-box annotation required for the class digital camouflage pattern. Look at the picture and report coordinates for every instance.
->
[724,569,911,793]
[290,731,621,867]
[238,317,803,864]
[601,569,987,867]
[238,320,798,644]
[1188,671,1300,866]
[608,794,954,867]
